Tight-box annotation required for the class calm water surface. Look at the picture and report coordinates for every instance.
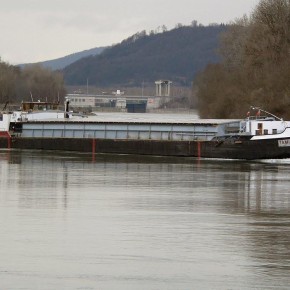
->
[0,150,290,290]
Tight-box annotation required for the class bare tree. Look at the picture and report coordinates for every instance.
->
[219,15,250,68]
[22,65,66,102]
[0,61,19,103]
[0,59,66,105]
[196,0,290,119]
[191,20,198,27]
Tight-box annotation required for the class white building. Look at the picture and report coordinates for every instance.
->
[66,95,95,107]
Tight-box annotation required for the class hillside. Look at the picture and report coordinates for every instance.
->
[22,47,105,70]
[63,25,227,87]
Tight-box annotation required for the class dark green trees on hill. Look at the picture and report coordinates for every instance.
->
[197,0,290,119]
[63,25,227,87]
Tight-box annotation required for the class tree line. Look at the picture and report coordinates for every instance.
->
[0,59,66,107]
[197,0,290,119]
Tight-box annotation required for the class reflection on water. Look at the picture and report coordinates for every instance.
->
[0,150,290,290]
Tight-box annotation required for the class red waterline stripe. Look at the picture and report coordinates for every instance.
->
[0,132,11,149]
[92,139,96,162]
[7,135,11,149]
[197,141,201,158]
[92,139,96,155]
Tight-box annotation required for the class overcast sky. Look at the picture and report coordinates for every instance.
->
[0,0,260,64]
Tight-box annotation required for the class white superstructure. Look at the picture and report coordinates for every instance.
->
[0,113,11,132]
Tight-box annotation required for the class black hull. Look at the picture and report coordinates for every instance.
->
[1,136,290,160]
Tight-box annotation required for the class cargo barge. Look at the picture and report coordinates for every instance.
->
[1,102,290,160]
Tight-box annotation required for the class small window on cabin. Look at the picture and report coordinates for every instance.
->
[258,123,263,130]
[273,129,277,134]
[0,114,3,121]
[83,99,85,102]
[264,129,268,135]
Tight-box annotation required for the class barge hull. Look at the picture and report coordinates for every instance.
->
[6,137,197,157]
[2,136,290,160]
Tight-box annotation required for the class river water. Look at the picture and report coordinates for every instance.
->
[0,149,290,290]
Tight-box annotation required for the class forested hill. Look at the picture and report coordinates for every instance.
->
[21,47,105,70]
[63,25,228,87]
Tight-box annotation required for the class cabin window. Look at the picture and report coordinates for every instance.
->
[273,129,277,134]
[0,114,3,121]
[264,129,268,135]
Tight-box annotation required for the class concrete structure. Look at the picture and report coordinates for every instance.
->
[155,80,172,97]
[66,80,173,112]
[66,94,165,111]
[67,95,96,108]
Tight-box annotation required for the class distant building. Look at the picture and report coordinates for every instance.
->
[66,95,95,107]
[66,80,173,112]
